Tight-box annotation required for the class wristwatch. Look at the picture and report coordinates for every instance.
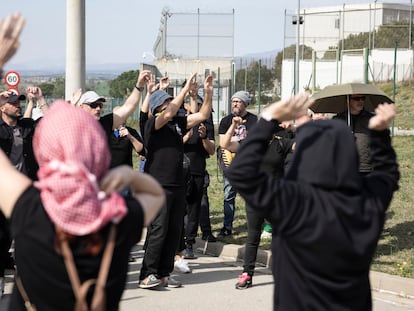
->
[135,85,144,92]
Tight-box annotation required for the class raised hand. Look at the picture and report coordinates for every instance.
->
[368,103,396,131]
[159,76,170,91]
[0,13,25,69]
[262,93,314,122]
[204,74,213,95]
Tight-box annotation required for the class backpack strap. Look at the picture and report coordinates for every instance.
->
[59,224,117,311]
[91,224,117,311]
[14,272,38,311]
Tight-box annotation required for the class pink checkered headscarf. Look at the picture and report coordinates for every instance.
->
[33,100,127,236]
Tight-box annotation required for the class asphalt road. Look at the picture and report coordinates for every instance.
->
[2,243,414,311]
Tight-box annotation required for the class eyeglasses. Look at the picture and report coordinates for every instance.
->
[350,96,366,101]
[86,101,103,109]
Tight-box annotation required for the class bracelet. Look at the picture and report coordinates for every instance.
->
[135,85,144,92]
[200,135,207,140]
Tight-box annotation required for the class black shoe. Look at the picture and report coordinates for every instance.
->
[217,228,232,238]
[183,245,197,259]
[202,234,217,242]
[5,254,15,270]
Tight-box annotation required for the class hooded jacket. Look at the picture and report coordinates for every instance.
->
[225,118,399,311]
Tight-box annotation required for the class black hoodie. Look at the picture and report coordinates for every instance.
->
[225,118,399,311]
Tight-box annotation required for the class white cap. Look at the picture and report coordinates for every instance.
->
[78,91,106,106]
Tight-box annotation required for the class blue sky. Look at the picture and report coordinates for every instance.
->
[2,0,408,70]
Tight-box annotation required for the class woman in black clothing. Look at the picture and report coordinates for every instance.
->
[225,94,399,310]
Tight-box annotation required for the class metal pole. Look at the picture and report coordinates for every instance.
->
[258,60,261,112]
[373,1,377,50]
[244,60,247,90]
[217,67,221,124]
[312,50,316,93]
[231,61,235,95]
[295,0,300,94]
[197,8,200,59]
[392,41,397,136]
[369,4,372,50]
[363,48,369,83]
[65,0,85,100]
[410,0,412,49]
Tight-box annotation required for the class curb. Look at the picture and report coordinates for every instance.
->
[194,238,414,299]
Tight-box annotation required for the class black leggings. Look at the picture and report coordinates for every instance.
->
[243,204,264,276]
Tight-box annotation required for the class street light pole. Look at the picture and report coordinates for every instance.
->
[295,0,300,94]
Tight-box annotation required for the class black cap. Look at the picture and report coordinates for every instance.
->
[7,94,26,104]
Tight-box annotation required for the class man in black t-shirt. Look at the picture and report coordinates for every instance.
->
[0,88,48,294]
[217,91,257,237]
[139,74,213,289]
[107,106,144,168]
[76,70,151,165]
[182,95,216,259]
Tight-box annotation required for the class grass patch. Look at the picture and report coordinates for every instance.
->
[204,135,414,278]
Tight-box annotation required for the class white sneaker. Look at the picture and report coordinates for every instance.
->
[174,257,191,273]
[260,230,272,239]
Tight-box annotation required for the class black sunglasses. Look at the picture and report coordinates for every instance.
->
[350,96,366,101]
[86,101,103,109]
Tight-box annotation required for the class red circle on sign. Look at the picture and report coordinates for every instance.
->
[4,71,21,87]
[7,87,20,95]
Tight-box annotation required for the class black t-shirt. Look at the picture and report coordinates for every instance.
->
[99,113,113,141]
[144,115,187,187]
[108,126,143,168]
[99,114,144,168]
[260,132,294,178]
[184,115,215,176]
[9,186,144,311]
[218,111,258,138]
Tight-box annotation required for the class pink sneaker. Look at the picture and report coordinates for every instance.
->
[235,272,252,289]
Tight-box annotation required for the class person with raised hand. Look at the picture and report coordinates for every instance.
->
[0,100,165,310]
[0,12,25,79]
[225,93,399,311]
[139,73,213,289]
[0,11,25,299]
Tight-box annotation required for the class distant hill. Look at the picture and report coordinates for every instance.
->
[8,50,280,77]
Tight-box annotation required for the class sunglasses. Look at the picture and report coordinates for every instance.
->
[86,101,103,109]
[350,96,366,101]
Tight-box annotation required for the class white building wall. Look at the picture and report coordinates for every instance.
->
[299,3,411,52]
[281,49,413,99]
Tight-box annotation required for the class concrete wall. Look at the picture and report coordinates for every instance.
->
[281,48,413,98]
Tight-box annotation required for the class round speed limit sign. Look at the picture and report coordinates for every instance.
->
[4,71,21,87]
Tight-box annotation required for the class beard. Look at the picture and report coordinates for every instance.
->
[233,109,240,117]
[6,109,22,119]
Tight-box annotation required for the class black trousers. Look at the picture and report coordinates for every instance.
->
[199,171,213,236]
[185,174,205,245]
[140,186,186,279]
[243,204,264,276]
[0,212,12,277]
